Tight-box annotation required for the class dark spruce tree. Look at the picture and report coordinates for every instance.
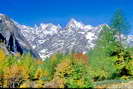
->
[110,9,132,77]
[110,9,130,49]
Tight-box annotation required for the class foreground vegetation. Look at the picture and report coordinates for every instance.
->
[0,50,93,88]
[0,45,133,88]
[0,9,133,88]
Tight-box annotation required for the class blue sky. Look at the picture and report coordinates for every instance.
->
[0,0,133,33]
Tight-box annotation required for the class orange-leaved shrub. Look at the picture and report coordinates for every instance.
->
[72,53,88,64]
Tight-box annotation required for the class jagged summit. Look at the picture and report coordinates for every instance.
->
[67,18,84,29]
[68,18,83,25]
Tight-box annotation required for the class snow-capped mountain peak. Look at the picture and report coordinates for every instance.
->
[66,18,95,31]
[67,19,84,29]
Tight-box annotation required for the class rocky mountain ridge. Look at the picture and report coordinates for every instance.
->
[0,13,132,60]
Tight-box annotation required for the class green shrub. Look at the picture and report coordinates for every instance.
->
[87,54,117,81]
[65,63,93,88]
[42,53,67,80]
[112,49,133,78]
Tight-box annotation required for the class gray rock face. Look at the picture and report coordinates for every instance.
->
[0,43,9,55]
[0,14,40,58]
